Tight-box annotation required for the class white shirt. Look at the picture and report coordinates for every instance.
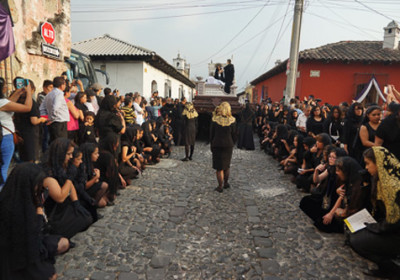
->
[39,88,69,122]
[296,113,308,130]
[91,96,99,114]
[133,102,144,125]
[0,99,14,135]
[84,102,95,113]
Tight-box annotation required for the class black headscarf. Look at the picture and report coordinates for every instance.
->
[0,163,46,273]
[141,121,153,147]
[44,138,73,185]
[80,143,98,179]
[99,95,117,112]
[121,126,136,148]
[335,156,363,213]
[346,103,364,125]
[241,103,255,123]
[99,133,119,157]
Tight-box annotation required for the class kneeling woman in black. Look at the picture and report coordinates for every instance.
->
[349,147,400,278]
[96,134,126,203]
[80,143,109,207]
[210,102,237,193]
[299,147,347,233]
[43,138,93,239]
[0,163,69,280]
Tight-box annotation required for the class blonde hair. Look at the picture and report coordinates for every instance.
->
[218,102,232,118]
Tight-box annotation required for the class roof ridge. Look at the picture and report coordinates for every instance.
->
[101,34,155,55]
[300,40,382,54]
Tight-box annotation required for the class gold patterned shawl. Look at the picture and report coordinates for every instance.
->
[182,103,198,119]
[373,146,400,224]
[212,115,236,127]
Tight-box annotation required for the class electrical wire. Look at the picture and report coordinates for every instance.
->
[319,1,381,39]
[235,2,287,82]
[191,0,276,66]
[353,0,399,23]
[255,0,292,75]
[73,5,266,22]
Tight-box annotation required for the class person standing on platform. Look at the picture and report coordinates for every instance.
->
[210,102,237,193]
[237,102,255,150]
[181,102,198,161]
[223,59,234,94]
[214,64,224,82]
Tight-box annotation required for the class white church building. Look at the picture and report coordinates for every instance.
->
[73,34,195,101]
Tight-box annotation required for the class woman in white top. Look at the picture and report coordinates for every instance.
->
[133,95,144,125]
[0,77,33,190]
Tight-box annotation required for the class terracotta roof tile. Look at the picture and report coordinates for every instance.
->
[251,40,400,85]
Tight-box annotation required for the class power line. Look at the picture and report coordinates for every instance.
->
[72,0,269,13]
[353,0,399,23]
[256,0,292,75]
[236,2,288,82]
[320,1,381,40]
[73,5,266,22]
[191,0,276,66]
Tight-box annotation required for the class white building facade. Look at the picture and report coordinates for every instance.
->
[73,35,195,101]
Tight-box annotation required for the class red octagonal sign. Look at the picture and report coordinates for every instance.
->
[41,22,55,45]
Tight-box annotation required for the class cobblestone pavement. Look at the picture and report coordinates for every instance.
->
[56,141,375,280]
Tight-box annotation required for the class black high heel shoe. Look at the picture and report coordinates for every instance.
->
[214,187,223,193]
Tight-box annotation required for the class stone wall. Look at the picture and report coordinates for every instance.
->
[0,0,70,94]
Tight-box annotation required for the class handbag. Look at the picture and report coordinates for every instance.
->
[0,124,24,145]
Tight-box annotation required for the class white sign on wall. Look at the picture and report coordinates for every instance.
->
[310,70,320,77]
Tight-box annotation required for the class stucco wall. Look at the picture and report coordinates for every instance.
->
[93,61,144,95]
[1,0,71,93]
[253,61,400,105]
[143,62,193,101]
[93,60,194,101]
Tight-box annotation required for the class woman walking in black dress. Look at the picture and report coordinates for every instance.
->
[181,103,198,161]
[210,102,237,193]
[237,102,255,150]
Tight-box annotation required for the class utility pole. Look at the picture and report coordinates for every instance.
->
[284,0,304,105]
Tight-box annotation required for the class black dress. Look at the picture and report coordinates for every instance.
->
[375,114,400,160]
[183,116,197,146]
[210,120,237,170]
[306,117,324,136]
[14,99,40,161]
[237,107,255,150]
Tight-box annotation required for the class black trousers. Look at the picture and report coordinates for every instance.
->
[299,195,344,233]
[49,122,67,143]
[350,228,400,270]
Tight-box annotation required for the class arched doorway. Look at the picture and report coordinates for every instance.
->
[164,80,171,98]
[151,80,158,94]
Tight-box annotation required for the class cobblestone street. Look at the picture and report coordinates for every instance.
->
[56,142,374,280]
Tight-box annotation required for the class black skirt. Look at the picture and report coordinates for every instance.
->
[212,147,233,170]
[86,181,103,197]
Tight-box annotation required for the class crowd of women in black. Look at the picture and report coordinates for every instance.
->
[256,95,400,279]
[0,75,199,280]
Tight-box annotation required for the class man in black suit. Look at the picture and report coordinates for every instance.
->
[223,59,234,94]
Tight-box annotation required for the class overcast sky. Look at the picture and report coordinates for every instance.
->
[71,0,400,91]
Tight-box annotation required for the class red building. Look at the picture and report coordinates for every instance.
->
[251,21,400,105]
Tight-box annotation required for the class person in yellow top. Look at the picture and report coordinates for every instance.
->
[121,96,136,126]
